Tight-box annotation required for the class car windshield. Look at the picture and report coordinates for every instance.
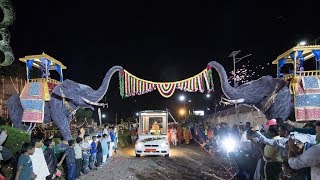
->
[139,114,167,135]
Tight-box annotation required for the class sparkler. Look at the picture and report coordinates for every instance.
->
[228,61,271,85]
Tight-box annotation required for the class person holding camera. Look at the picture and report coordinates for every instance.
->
[287,137,320,180]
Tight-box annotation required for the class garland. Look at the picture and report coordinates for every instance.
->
[119,70,125,98]
[141,137,165,143]
[119,64,214,98]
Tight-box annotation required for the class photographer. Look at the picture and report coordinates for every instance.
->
[246,129,264,180]
[282,136,311,179]
[287,139,320,180]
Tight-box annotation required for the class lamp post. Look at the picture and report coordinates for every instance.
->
[229,50,241,88]
[179,95,186,108]
[228,50,252,124]
[298,41,307,46]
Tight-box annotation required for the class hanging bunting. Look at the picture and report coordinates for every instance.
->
[157,83,177,98]
[119,65,214,98]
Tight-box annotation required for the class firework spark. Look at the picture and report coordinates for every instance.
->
[228,61,272,86]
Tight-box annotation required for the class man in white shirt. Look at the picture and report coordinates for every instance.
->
[30,136,50,180]
[103,124,108,135]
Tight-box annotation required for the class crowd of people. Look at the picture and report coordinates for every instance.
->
[4,117,320,180]
[167,125,192,146]
[188,119,320,180]
[7,125,118,180]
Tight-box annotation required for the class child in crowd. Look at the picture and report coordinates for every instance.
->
[109,129,115,158]
[43,139,57,180]
[96,135,103,167]
[101,134,109,164]
[15,142,36,180]
[113,126,118,153]
[30,136,50,180]
[74,137,83,179]
[90,136,97,170]
[81,135,91,174]
[57,140,76,180]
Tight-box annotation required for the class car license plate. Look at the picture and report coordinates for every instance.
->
[145,149,156,152]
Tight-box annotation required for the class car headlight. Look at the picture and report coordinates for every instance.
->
[160,142,168,148]
[135,142,143,148]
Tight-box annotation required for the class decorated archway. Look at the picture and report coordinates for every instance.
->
[119,65,214,98]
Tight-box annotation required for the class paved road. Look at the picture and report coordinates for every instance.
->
[82,143,237,180]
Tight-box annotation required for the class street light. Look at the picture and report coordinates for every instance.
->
[229,50,240,88]
[179,95,186,108]
[179,108,186,115]
[228,50,252,87]
[206,94,211,98]
[179,95,186,102]
[102,114,106,118]
[298,40,307,46]
[179,108,186,119]
[228,50,252,125]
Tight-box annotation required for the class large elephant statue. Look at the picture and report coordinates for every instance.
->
[7,65,123,140]
[208,61,293,121]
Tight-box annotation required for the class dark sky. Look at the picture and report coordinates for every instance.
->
[9,0,320,122]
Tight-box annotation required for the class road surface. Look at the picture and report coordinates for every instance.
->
[82,143,237,180]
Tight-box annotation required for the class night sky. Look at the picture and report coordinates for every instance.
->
[9,1,320,123]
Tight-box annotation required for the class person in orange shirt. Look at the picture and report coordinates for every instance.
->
[177,125,183,144]
[207,126,213,140]
[184,127,192,144]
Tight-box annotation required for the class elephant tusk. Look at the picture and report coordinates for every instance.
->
[220,97,245,105]
[82,98,108,108]
[233,98,245,103]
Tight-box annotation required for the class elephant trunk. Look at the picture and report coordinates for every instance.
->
[89,65,123,102]
[208,61,238,99]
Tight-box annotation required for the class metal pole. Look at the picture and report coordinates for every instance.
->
[233,54,239,125]
[233,54,236,88]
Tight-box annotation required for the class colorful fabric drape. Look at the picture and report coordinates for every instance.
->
[20,82,50,123]
[119,65,214,98]
[294,76,320,121]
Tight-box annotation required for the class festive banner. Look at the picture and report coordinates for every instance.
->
[119,65,214,98]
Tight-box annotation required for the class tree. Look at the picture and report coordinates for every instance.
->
[75,108,93,119]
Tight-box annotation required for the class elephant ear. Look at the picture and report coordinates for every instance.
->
[52,79,81,99]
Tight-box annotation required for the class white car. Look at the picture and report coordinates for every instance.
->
[135,110,170,157]
[135,135,169,157]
